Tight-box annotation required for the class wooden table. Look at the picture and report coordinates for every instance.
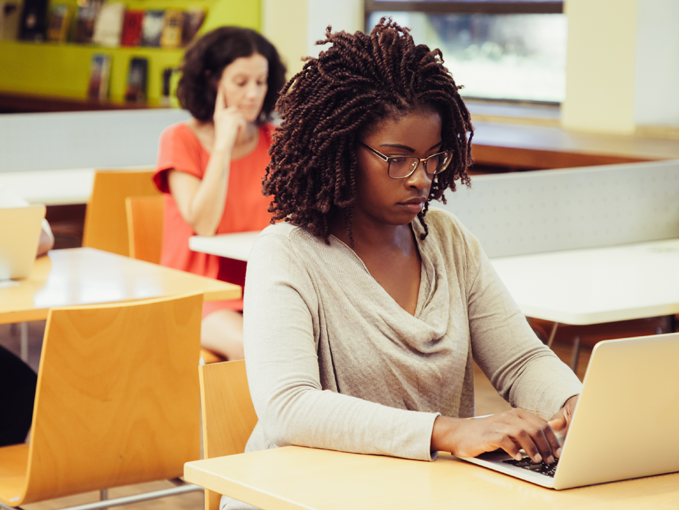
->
[0,247,241,325]
[184,446,679,510]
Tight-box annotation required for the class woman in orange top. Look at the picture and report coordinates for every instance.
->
[154,27,286,360]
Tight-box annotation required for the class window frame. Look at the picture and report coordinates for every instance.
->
[365,1,564,18]
[364,0,566,109]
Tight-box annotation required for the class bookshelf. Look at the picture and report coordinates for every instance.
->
[0,0,260,109]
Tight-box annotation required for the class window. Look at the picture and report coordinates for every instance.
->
[365,1,567,103]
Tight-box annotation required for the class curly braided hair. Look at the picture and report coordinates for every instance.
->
[264,18,474,242]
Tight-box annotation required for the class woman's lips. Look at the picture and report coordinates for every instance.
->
[399,200,424,213]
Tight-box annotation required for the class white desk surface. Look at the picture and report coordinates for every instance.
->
[0,168,95,205]
[189,233,679,327]
[189,231,261,262]
[0,167,153,206]
[184,446,679,510]
[491,238,679,325]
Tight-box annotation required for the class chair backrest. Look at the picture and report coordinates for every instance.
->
[18,293,203,505]
[124,195,226,366]
[82,169,160,256]
[199,360,258,510]
[126,195,165,263]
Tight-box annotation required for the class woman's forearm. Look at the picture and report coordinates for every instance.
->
[188,147,231,235]
[169,148,230,236]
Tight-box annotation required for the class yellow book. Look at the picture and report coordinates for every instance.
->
[160,9,182,49]
[47,3,71,42]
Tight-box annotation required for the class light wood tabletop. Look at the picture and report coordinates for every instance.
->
[0,247,241,325]
[184,446,679,510]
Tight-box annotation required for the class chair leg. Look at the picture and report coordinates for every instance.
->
[570,335,582,373]
[20,322,29,363]
[100,489,108,510]
[547,322,559,348]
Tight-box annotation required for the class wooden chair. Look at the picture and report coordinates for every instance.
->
[83,169,160,256]
[124,195,226,365]
[0,293,204,510]
[125,195,165,264]
[198,360,258,510]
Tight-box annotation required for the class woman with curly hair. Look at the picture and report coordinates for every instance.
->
[153,27,285,361]
[229,19,581,508]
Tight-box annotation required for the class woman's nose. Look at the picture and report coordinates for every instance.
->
[406,162,433,190]
[245,83,259,98]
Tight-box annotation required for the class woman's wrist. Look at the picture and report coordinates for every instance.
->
[430,415,464,453]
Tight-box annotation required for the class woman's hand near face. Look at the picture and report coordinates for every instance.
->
[431,408,562,464]
[213,90,247,154]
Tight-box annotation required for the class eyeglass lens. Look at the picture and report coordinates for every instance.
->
[388,152,452,178]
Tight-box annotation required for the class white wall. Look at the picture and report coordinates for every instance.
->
[262,0,363,79]
[562,0,638,134]
[562,0,679,134]
[633,0,679,127]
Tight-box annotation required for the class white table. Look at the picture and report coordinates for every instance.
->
[0,168,95,206]
[189,232,679,364]
[189,231,261,262]
[190,234,679,325]
[0,167,157,206]
[491,238,679,326]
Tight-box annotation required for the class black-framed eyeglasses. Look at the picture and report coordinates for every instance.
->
[359,142,453,179]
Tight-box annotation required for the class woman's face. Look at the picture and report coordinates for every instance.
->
[217,53,268,123]
[354,108,443,228]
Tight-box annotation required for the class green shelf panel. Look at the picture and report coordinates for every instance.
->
[0,0,261,106]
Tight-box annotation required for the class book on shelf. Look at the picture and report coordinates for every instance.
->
[160,67,174,106]
[74,0,103,44]
[18,0,48,41]
[120,9,143,47]
[0,2,21,40]
[125,56,148,103]
[92,1,125,48]
[160,9,182,49]
[46,3,71,43]
[87,53,111,101]
[141,9,163,47]
[181,7,205,46]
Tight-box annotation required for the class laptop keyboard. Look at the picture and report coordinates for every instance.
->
[503,457,559,477]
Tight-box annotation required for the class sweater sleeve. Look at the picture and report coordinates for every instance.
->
[243,228,439,461]
[455,219,582,419]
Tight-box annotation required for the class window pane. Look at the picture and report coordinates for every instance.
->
[367,11,567,103]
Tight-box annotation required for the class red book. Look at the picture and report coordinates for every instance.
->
[121,9,143,46]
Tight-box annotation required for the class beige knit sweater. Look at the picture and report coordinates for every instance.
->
[222,209,582,510]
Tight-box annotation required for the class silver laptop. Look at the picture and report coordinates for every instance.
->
[0,205,46,280]
[458,333,679,489]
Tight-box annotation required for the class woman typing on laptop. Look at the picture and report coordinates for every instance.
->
[225,20,582,509]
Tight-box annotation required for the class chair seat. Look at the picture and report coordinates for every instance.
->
[0,444,29,506]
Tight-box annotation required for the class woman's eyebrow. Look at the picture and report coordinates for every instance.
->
[379,141,443,152]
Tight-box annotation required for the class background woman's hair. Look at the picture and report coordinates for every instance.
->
[264,18,474,242]
[177,26,286,123]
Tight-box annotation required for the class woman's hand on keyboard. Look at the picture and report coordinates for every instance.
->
[548,395,579,436]
[431,408,561,465]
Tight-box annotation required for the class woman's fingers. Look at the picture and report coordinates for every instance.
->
[433,411,560,464]
[215,86,225,114]
[511,409,559,463]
